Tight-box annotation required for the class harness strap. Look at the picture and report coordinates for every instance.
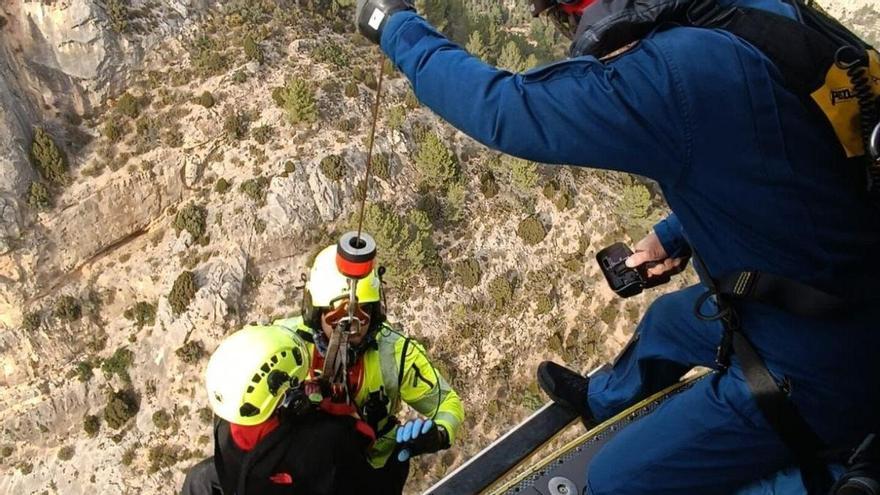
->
[715,270,846,318]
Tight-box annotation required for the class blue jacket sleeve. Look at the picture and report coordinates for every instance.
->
[380,12,692,183]
[653,213,691,259]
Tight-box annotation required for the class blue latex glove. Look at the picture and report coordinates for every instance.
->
[396,418,434,462]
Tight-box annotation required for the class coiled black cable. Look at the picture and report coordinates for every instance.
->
[836,47,880,190]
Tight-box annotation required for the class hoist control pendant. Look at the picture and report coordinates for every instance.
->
[336,231,377,279]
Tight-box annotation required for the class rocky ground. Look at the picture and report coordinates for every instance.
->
[0,1,876,494]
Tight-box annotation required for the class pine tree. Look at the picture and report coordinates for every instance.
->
[415,132,459,188]
[30,127,68,185]
[497,40,524,72]
[466,31,489,60]
[276,78,317,125]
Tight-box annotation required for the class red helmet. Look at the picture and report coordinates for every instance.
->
[530,0,598,39]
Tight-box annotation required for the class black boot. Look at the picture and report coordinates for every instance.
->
[537,361,595,422]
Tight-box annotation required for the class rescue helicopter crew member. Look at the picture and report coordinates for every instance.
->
[273,244,464,493]
[181,325,373,495]
[352,0,880,493]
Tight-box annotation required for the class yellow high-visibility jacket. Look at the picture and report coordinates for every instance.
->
[273,317,464,468]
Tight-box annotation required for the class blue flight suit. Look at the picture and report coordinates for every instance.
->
[380,0,880,493]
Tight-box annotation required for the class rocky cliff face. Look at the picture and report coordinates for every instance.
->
[0,1,877,494]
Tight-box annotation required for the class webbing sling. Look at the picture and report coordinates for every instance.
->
[715,270,847,318]
[692,253,834,493]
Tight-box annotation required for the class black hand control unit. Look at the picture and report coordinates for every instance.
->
[596,243,670,298]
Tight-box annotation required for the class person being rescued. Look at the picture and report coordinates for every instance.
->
[180,324,374,495]
[273,244,465,494]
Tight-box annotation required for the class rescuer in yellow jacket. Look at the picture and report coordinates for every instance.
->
[273,244,464,493]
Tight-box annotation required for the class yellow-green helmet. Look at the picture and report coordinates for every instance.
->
[205,325,310,426]
[307,245,382,307]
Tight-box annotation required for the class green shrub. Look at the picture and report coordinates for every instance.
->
[284,161,296,174]
[101,347,134,382]
[240,177,269,203]
[198,407,213,424]
[214,178,231,194]
[173,203,207,241]
[488,276,514,309]
[18,462,33,475]
[0,16,7,29]
[1,445,13,458]
[387,105,406,130]
[479,171,499,198]
[243,35,264,63]
[22,311,41,331]
[344,81,359,98]
[507,156,539,192]
[121,445,138,466]
[148,443,185,474]
[152,409,172,430]
[535,293,554,315]
[116,93,140,119]
[453,259,482,288]
[415,132,458,188]
[616,183,652,220]
[54,295,82,322]
[319,154,346,181]
[83,414,100,437]
[197,91,215,108]
[312,42,350,67]
[274,78,318,125]
[372,153,391,180]
[358,203,438,285]
[252,124,273,144]
[123,301,156,329]
[26,182,51,210]
[191,36,228,77]
[600,302,619,325]
[176,340,206,364]
[58,445,75,461]
[169,271,197,315]
[74,360,95,382]
[30,127,68,185]
[103,117,126,142]
[517,216,546,246]
[224,111,249,140]
[103,388,139,430]
[105,0,129,33]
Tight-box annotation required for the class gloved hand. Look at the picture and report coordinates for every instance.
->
[355,0,414,45]
[395,418,449,462]
[625,231,688,280]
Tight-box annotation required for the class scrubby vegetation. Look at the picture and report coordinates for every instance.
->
[240,176,269,203]
[175,340,206,364]
[197,91,215,108]
[124,302,156,329]
[273,78,318,125]
[54,295,82,322]
[414,132,459,188]
[30,127,67,185]
[152,409,172,430]
[453,259,482,288]
[57,445,75,461]
[359,203,438,285]
[173,203,208,242]
[101,347,134,383]
[169,271,197,315]
[319,154,346,181]
[83,414,100,437]
[517,216,547,246]
[26,182,51,210]
[103,388,139,430]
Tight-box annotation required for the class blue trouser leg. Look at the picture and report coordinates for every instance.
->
[587,285,723,421]
[584,285,793,494]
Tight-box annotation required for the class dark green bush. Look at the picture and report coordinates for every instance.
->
[224,111,249,140]
[198,407,213,425]
[479,171,499,198]
[453,259,482,288]
[26,182,51,210]
[31,127,68,185]
[101,346,134,383]
[616,183,652,221]
[74,360,95,382]
[173,203,207,241]
[103,388,139,430]
[1,445,13,458]
[54,295,82,322]
[284,161,296,174]
[488,276,514,309]
[312,42,350,67]
[214,178,231,194]
[116,93,140,119]
[123,301,156,329]
[319,154,346,181]
[103,117,126,142]
[197,91,215,108]
[517,216,547,246]
[274,78,318,124]
[152,409,172,430]
[105,0,129,33]
[22,311,41,332]
[240,177,269,203]
[121,445,138,466]
[148,443,185,474]
[191,36,228,77]
[83,414,100,437]
[252,125,273,145]
[415,132,459,188]
[176,340,206,364]
[57,445,75,461]
[243,35,264,63]
[359,203,438,284]
[535,294,554,315]
[372,153,391,180]
[169,271,197,315]
[344,81,359,98]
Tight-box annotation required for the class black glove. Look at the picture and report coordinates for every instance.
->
[395,419,450,461]
[356,0,414,45]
